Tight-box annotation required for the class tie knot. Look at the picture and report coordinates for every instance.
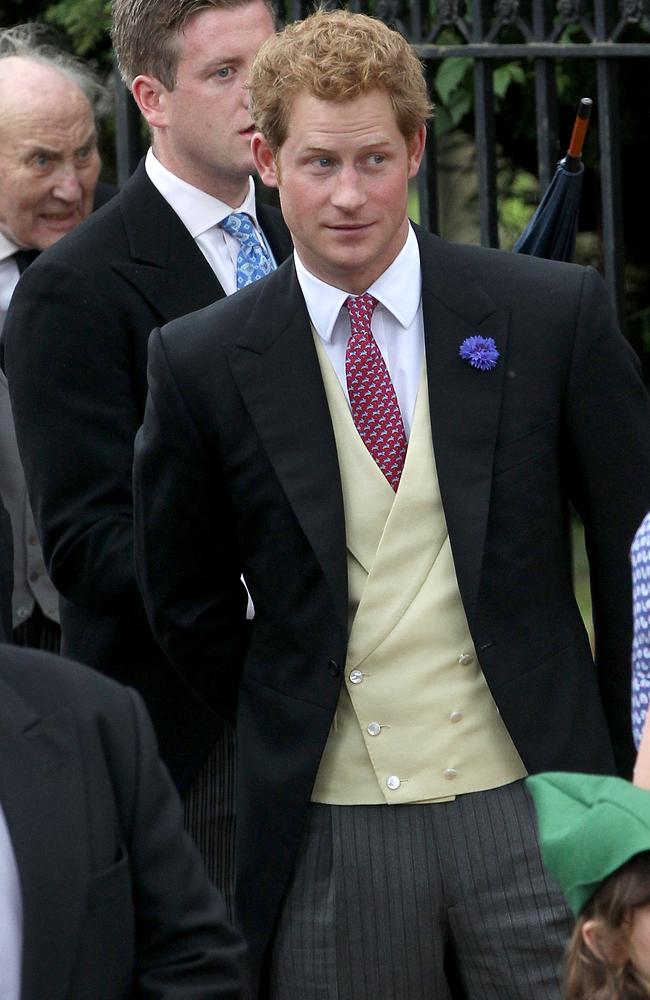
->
[345,293,378,336]
[219,212,258,247]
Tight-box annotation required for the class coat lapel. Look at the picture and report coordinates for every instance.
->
[111,162,225,324]
[228,261,348,630]
[229,229,507,632]
[416,226,509,621]
[0,677,89,1000]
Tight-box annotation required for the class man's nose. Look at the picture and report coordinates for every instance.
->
[52,166,84,203]
[331,166,367,212]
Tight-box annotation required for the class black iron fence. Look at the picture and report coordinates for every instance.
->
[115,0,650,334]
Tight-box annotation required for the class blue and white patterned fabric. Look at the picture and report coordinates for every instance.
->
[219,212,274,288]
[631,511,650,747]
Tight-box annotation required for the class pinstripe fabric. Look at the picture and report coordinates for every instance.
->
[13,603,61,653]
[269,781,571,1000]
[183,722,237,922]
[269,805,339,999]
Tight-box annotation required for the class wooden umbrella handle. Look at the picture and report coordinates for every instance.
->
[567,98,593,158]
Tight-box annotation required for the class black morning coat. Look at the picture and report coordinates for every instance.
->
[133,224,650,991]
[3,160,293,793]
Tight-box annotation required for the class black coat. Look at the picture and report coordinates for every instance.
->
[0,498,13,640]
[0,644,244,999]
[133,226,650,988]
[3,161,293,791]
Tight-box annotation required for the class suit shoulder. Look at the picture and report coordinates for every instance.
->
[419,227,590,303]
[160,256,295,356]
[0,643,137,721]
[460,240,585,283]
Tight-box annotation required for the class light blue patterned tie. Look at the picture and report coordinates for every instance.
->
[219,212,274,288]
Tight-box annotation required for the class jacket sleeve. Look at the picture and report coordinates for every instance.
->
[3,258,144,614]
[565,266,650,777]
[134,325,250,721]
[0,497,13,640]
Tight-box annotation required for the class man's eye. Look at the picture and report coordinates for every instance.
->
[76,147,91,161]
[370,154,385,164]
[315,158,331,168]
[32,153,50,168]
[214,67,233,79]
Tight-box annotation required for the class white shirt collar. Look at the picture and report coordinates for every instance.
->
[145,148,258,238]
[294,224,422,343]
[0,232,19,264]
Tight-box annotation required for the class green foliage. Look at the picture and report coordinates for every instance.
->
[493,62,525,99]
[497,167,538,250]
[435,55,472,106]
[433,47,527,138]
[44,0,111,58]
[433,56,472,135]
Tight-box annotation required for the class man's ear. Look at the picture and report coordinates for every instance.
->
[131,75,168,129]
[252,133,280,189]
[407,125,427,180]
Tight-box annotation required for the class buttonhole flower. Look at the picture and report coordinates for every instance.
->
[459,335,500,371]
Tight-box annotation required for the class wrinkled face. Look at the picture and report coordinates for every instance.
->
[253,90,425,294]
[154,1,275,204]
[0,64,99,250]
[629,903,650,984]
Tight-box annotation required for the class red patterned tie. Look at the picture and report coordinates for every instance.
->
[345,294,407,491]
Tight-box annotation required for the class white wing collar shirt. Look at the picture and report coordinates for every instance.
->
[0,232,20,337]
[145,148,277,295]
[294,223,424,437]
[0,799,22,1000]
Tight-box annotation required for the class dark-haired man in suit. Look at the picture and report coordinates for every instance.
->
[3,0,291,913]
[134,9,650,998]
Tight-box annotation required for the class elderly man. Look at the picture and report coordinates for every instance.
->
[4,0,291,914]
[0,642,244,1000]
[133,9,650,998]
[0,27,106,653]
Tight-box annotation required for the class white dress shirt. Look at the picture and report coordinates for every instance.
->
[0,233,20,337]
[145,148,277,295]
[294,224,424,437]
[0,800,22,1000]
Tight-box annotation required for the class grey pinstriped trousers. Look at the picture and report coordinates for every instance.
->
[269,780,571,1000]
[183,723,237,922]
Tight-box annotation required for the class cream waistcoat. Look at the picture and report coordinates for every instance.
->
[311,335,526,805]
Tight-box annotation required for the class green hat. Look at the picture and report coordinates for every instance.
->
[527,771,650,917]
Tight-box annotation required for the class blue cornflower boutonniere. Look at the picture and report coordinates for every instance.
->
[459,335,500,371]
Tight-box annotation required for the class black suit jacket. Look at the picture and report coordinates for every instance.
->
[0,498,13,641]
[133,226,650,987]
[3,161,292,791]
[0,644,244,999]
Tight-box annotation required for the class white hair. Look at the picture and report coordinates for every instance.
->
[0,23,110,118]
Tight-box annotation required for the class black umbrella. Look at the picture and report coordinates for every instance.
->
[513,98,593,263]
